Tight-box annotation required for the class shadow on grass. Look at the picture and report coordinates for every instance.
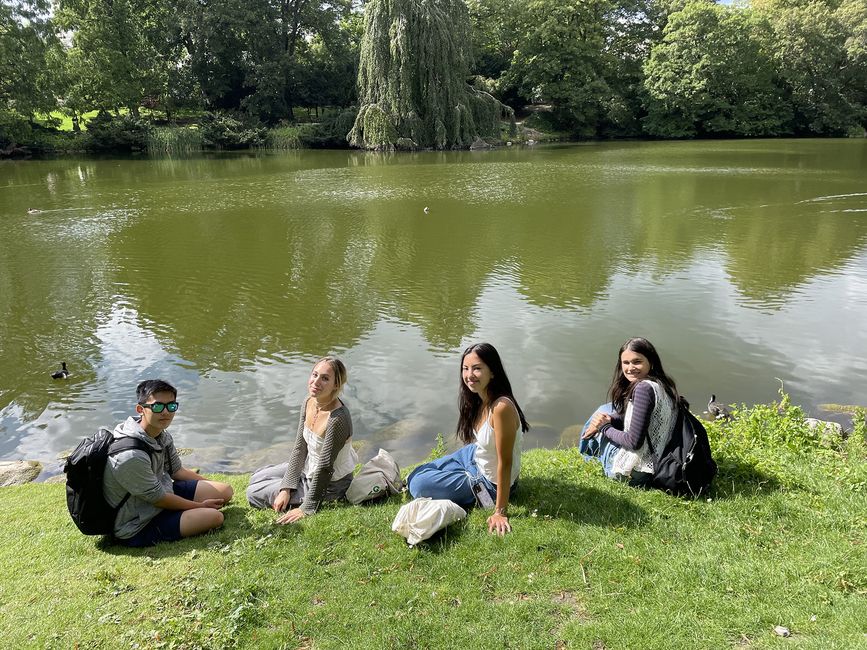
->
[405,516,471,553]
[513,476,647,528]
[711,456,782,498]
[96,503,300,557]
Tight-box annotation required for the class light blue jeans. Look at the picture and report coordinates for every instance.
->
[579,402,652,486]
[406,444,499,508]
[578,402,617,466]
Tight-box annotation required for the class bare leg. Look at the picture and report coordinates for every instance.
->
[194,480,234,503]
[174,480,233,538]
[179,508,224,538]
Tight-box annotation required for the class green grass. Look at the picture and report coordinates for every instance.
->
[35,111,99,131]
[0,397,864,649]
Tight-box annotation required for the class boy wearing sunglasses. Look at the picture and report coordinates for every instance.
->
[103,379,234,546]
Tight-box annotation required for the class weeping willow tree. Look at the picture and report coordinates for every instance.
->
[348,0,514,150]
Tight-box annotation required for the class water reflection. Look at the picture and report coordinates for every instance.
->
[1,140,865,472]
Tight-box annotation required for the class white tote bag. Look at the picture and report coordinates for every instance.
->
[391,497,467,546]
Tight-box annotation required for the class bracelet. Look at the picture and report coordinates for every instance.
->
[494,507,508,516]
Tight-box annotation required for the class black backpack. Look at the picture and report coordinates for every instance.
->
[650,399,718,496]
[64,428,153,535]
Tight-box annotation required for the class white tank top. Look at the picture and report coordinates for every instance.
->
[301,425,358,481]
[474,398,522,486]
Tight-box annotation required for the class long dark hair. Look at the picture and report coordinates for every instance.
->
[608,337,678,414]
[457,342,529,444]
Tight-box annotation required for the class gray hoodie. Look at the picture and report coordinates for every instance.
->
[103,416,182,539]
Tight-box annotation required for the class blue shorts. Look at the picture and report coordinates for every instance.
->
[118,480,199,548]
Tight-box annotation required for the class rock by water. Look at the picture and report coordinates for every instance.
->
[0,460,43,487]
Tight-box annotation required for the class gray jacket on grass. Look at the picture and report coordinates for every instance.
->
[103,416,182,539]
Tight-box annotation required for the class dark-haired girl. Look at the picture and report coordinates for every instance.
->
[581,337,679,486]
[407,343,529,535]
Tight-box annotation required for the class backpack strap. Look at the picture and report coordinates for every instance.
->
[108,437,154,457]
[107,437,155,514]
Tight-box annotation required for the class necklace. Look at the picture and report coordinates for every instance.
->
[311,397,336,429]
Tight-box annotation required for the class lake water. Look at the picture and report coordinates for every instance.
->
[2,139,866,477]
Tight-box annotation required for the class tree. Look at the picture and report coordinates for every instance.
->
[56,0,190,117]
[836,0,867,124]
[293,27,361,114]
[642,0,789,138]
[600,0,669,136]
[0,0,60,119]
[466,0,525,82]
[175,0,249,111]
[482,0,666,138]
[503,0,613,138]
[348,0,513,150]
[752,0,861,135]
[177,0,357,123]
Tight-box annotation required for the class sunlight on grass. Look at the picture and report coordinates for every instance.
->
[0,395,864,649]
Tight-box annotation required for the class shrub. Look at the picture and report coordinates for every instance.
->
[0,110,33,150]
[0,111,85,154]
[85,112,152,152]
[298,107,358,148]
[27,128,83,153]
[705,386,867,492]
[200,112,267,149]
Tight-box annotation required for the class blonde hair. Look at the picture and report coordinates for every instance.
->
[315,356,347,393]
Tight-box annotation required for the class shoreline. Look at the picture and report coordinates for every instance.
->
[1,408,855,487]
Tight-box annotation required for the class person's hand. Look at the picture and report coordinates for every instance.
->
[272,489,291,513]
[199,498,224,509]
[276,508,306,525]
[582,412,611,439]
[487,512,511,536]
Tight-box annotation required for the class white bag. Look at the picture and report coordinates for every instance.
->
[391,497,467,546]
[346,448,404,505]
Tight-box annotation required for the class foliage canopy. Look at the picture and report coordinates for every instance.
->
[2,0,867,150]
[348,0,514,150]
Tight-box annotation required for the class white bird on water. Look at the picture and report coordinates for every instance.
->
[423,206,429,214]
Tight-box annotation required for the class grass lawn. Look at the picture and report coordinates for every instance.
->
[34,109,199,132]
[0,397,864,649]
[35,111,99,131]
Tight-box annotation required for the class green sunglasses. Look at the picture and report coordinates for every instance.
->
[139,401,179,413]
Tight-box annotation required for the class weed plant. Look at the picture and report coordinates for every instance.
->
[265,126,305,149]
[0,393,864,649]
[147,127,204,155]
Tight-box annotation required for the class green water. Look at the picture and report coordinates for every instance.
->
[1,139,866,474]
